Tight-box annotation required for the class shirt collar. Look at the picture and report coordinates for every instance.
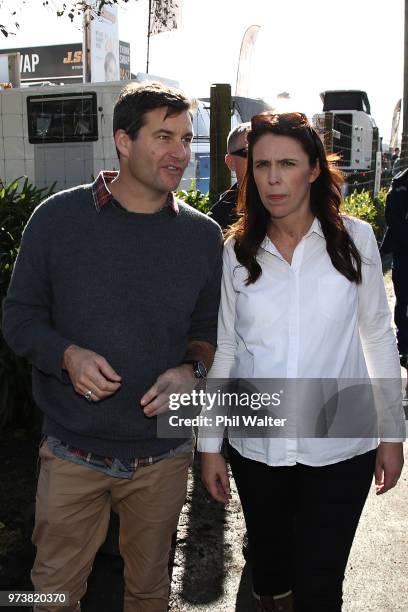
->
[260,217,324,253]
[91,170,179,215]
[304,217,324,238]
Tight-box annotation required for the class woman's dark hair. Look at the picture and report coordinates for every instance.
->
[227,111,362,285]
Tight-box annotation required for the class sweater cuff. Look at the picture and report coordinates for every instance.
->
[36,335,74,384]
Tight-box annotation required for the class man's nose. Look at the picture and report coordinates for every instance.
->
[170,141,189,159]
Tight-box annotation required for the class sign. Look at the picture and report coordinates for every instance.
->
[90,4,120,82]
[1,41,130,84]
[119,41,130,81]
[1,44,83,83]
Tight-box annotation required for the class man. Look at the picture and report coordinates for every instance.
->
[208,122,250,229]
[382,166,408,372]
[2,82,222,612]
[391,147,400,166]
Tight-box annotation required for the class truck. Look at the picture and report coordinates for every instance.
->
[312,90,381,196]
[0,76,204,192]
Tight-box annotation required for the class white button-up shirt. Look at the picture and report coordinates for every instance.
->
[198,217,405,466]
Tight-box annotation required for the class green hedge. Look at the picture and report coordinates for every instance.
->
[0,179,54,430]
[175,182,212,214]
[342,188,387,242]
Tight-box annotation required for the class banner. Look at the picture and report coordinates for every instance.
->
[1,44,83,83]
[390,98,401,150]
[1,41,130,84]
[235,25,261,97]
[119,41,131,80]
[90,3,120,82]
[150,0,181,35]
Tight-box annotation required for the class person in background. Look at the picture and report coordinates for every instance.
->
[209,122,250,229]
[2,81,222,612]
[391,147,400,166]
[104,51,118,81]
[200,112,405,612]
[382,167,408,373]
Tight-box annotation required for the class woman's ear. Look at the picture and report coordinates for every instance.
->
[309,159,321,183]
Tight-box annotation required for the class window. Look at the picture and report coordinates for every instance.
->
[333,114,352,166]
[27,92,98,143]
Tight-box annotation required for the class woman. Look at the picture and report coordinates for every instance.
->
[199,112,405,612]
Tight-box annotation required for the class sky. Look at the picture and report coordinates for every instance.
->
[0,0,405,144]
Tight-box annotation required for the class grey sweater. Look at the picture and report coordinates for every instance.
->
[2,184,222,458]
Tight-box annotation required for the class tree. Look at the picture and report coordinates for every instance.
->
[0,0,133,38]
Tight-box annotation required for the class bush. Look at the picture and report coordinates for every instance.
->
[175,182,211,214]
[0,178,54,431]
[342,188,387,241]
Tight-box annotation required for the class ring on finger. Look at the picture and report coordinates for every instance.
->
[84,389,93,402]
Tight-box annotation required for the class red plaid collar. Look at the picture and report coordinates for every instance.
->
[91,170,179,214]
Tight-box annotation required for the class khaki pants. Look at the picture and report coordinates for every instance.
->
[31,441,191,612]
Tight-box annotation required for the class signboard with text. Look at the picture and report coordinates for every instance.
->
[1,42,130,84]
[1,44,83,83]
[90,4,120,82]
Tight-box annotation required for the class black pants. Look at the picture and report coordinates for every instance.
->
[392,265,408,355]
[228,443,376,612]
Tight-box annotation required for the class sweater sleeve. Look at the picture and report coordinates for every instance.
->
[2,204,74,382]
[187,225,223,346]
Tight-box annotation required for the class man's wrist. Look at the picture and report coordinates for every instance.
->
[181,359,208,379]
[62,344,79,370]
[179,363,196,379]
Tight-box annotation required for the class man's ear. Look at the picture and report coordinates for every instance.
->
[225,153,236,172]
[114,130,131,160]
[309,159,321,183]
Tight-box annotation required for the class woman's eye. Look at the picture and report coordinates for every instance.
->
[158,135,168,141]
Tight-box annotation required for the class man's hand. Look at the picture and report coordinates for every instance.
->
[141,364,196,417]
[201,452,231,504]
[375,441,404,495]
[63,344,122,402]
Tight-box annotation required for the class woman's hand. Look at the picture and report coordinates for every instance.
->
[201,452,231,504]
[375,442,404,495]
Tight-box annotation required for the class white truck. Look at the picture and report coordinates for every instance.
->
[0,77,214,192]
[312,90,381,196]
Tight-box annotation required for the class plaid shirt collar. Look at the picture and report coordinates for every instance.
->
[91,170,179,214]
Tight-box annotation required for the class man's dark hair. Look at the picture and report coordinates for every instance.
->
[113,81,195,158]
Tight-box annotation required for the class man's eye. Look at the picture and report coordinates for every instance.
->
[158,134,169,141]
[282,160,295,166]
[182,137,193,144]
[255,161,268,168]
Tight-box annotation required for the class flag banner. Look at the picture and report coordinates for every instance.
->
[150,0,181,35]
[235,25,260,97]
[390,99,401,150]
